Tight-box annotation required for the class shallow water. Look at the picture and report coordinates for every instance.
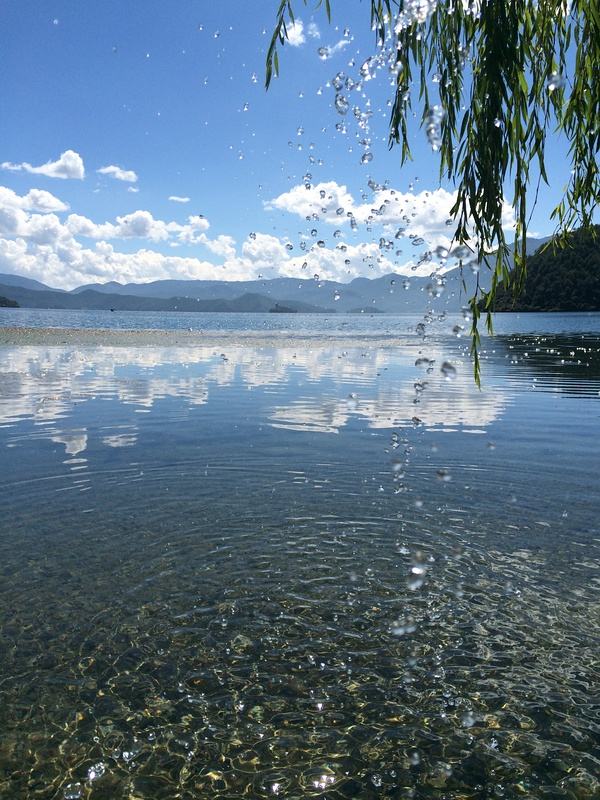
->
[0,321,599,799]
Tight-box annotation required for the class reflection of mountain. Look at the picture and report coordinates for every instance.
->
[0,344,508,454]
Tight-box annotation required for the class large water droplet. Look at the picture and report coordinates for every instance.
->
[441,361,457,380]
[334,94,349,115]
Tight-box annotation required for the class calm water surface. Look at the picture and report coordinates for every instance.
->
[0,313,599,799]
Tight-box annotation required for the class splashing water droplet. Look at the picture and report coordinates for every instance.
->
[547,72,565,92]
[441,361,457,380]
[63,785,83,800]
[333,291,341,301]
[461,711,476,728]
[361,152,373,164]
[334,94,349,115]
[425,105,445,150]
[87,763,106,782]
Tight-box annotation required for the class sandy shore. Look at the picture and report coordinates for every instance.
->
[0,325,413,349]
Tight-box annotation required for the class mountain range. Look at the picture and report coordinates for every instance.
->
[0,236,551,315]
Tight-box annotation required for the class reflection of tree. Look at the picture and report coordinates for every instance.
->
[493,334,600,396]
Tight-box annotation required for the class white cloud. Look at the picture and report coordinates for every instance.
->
[169,195,190,204]
[97,164,138,183]
[327,38,350,56]
[0,177,521,290]
[1,150,85,180]
[128,187,139,193]
[0,186,69,213]
[65,210,210,244]
[306,22,320,39]
[265,180,356,223]
[267,181,517,255]
[286,19,305,46]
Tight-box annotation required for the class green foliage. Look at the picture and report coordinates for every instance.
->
[0,296,19,308]
[486,224,600,311]
[266,0,600,383]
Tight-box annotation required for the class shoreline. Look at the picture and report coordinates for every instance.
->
[0,325,418,349]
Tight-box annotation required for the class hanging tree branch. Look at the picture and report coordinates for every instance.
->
[266,0,600,384]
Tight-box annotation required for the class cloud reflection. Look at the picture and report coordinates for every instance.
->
[0,344,507,453]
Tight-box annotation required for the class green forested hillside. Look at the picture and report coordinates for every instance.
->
[489,226,600,311]
[0,295,19,307]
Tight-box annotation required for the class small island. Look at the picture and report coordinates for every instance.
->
[0,295,19,308]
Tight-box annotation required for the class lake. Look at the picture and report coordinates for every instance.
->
[0,312,599,799]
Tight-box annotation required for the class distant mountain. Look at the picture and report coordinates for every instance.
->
[0,295,19,307]
[0,272,63,292]
[1,235,553,315]
[0,284,331,314]
[488,226,600,312]
[66,271,479,313]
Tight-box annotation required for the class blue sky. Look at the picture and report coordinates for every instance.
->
[0,0,575,289]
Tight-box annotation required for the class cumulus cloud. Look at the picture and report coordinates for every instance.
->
[0,177,517,290]
[265,180,356,223]
[65,210,210,244]
[128,187,139,193]
[97,164,138,183]
[0,185,69,213]
[1,150,85,180]
[169,195,190,203]
[286,19,306,46]
[267,181,517,254]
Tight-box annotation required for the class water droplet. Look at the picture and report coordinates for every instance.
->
[334,94,349,115]
[333,291,341,301]
[332,72,345,90]
[361,152,373,164]
[63,785,83,800]
[242,102,249,112]
[347,392,358,410]
[547,72,565,92]
[441,361,457,380]
[318,46,330,60]
[436,468,451,482]
[425,105,444,150]
[87,763,106,782]
[392,616,416,636]
[461,711,476,728]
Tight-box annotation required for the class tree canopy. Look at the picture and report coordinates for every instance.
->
[266,0,599,382]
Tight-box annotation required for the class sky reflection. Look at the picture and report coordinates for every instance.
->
[0,343,507,457]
